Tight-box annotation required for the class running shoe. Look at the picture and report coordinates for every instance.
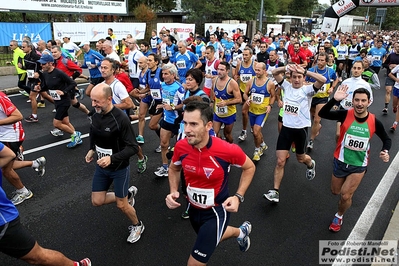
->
[137,155,148,173]
[329,215,343,232]
[79,88,85,100]
[79,258,91,266]
[127,221,145,243]
[382,108,388,115]
[66,131,82,148]
[128,186,138,207]
[136,135,145,144]
[390,123,397,132]
[19,90,29,97]
[307,140,314,151]
[24,115,38,123]
[37,102,45,108]
[11,189,33,205]
[16,145,24,161]
[306,159,316,180]
[263,189,279,203]
[181,210,189,219]
[238,130,247,141]
[50,128,64,136]
[154,166,168,177]
[260,143,268,154]
[252,151,261,161]
[393,106,398,114]
[33,156,46,177]
[237,221,252,252]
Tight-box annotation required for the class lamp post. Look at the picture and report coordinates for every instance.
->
[259,0,264,33]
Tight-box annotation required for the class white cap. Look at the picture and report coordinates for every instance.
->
[79,41,90,47]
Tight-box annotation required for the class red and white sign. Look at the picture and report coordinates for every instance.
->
[332,0,357,16]
[157,23,195,41]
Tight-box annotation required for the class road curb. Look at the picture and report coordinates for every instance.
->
[371,201,399,266]
[0,78,89,95]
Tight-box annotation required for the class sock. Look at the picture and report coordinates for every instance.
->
[261,142,266,147]
[72,131,77,136]
[32,160,39,169]
[32,114,37,118]
[385,103,389,108]
[133,221,141,227]
[242,130,247,133]
[335,213,343,219]
[163,164,168,170]
[40,100,44,104]
[255,147,260,152]
[394,121,398,125]
[16,187,29,194]
[238,228,245,239]
[138,156,144,162]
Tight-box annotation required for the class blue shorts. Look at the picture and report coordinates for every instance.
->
[249,112,268,127]
[333,158,367,178]
[213,113,236,125]
[189,205,230,263]
[92,165,130,198]
[393,87,399,98]
[141,94,152,104]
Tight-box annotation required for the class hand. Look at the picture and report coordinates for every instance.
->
[165,192,181,209]
[85,150,95,163]
[216,99,226,107]
[278,100,283,108]
[222,196,240,212]
[56,90,64,96]
[379,150,389,163]
[17,63,22,68]
[333,85,349,101]
[266,105,272,114]
[245,99,251,106]
[97,156,111,168]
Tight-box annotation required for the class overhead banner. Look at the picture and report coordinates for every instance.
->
[332,0,357,17]
[53,22,146,42]
[204,23,248,38]
[0,0,128,15]
[157,23,195,41]
[0,23,52,46]
[359,0,399,6]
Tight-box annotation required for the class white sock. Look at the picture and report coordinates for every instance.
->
[335,213,343,219]
[238,228,245,239]
[32,114,37,118]
[32,160,39,169]
[16,187,29,194]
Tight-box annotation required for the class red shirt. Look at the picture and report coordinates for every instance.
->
[54,56,82,77]
[115,72,133,93]
[300,47,314,62]
[289,50,307,65]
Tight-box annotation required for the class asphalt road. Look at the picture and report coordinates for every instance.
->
[1,73,398,266]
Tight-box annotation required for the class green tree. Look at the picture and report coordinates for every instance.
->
[133,4,157,40]
[287,0,318,16]
[129,0,176,13]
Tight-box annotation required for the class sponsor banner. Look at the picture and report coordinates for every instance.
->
[0,0,128,15]
[53,22,146,42]
[319,240,397,265]
[204,23,247,38]
[0,23,52,46]
[157,23,195,41]
[332,0,357,17]
[321,17,339,33]
[267,24,283,35]
[360,0,399,6]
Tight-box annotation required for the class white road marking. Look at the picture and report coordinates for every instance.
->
[23,116,151,155]
[332,150,399,265]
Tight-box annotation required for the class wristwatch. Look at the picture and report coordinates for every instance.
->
[172,105,176,111]
[234,193,244,203]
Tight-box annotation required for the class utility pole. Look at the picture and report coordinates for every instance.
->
[259,0,264,33]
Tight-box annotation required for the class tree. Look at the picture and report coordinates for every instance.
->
[134,4,157,40]
[287,0,318,17]
[128,0,176,13]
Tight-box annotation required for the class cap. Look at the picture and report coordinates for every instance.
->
[63,34,71,39]
[37,54,54,64]
[324,39,331,43]
[232,30,236,33]
[79,41,90,47]
[196,36,202,40]
[186,37,193,42]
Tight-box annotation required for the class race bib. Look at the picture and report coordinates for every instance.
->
[86,61,92,69]
[167,50,172,57]
[373,55,381,61]
[343,98,352,109]
[338,53,346,60]
[283,101,300,116]
[216,105,227,115]
[48,90,61,100]
[27,70,34,78]
[150,89,161,100]
[251,93,265,104]
[176,60,186,69]
[240,74,252,83]
[95,145,113,159]
[344,134,369,152]
[151,39,157,48]
[161,49,167,57]
[162,98,170,105]
[187,185,215,209]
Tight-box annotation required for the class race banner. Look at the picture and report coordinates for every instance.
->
[0,23,52,46]
[204,23,247,38]
[0,0,128,15]
[157,23,195,41]
[266,24,283,35]
[53,22,146,43]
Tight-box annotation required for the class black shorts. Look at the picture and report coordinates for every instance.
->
[54,105,70,121]
[385,76,395,87]
[333,158,367,178]
[276,126,308,154]
[370,66,381,74]
[130,77,139,89]
[3,141,23,156]
[90,77,104,86]
[311,97,328,107]
[0,217,36,259]
[149,100,163,116]
[160,119,179,135]
[278,115,283,123]
[189,205,230,263]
